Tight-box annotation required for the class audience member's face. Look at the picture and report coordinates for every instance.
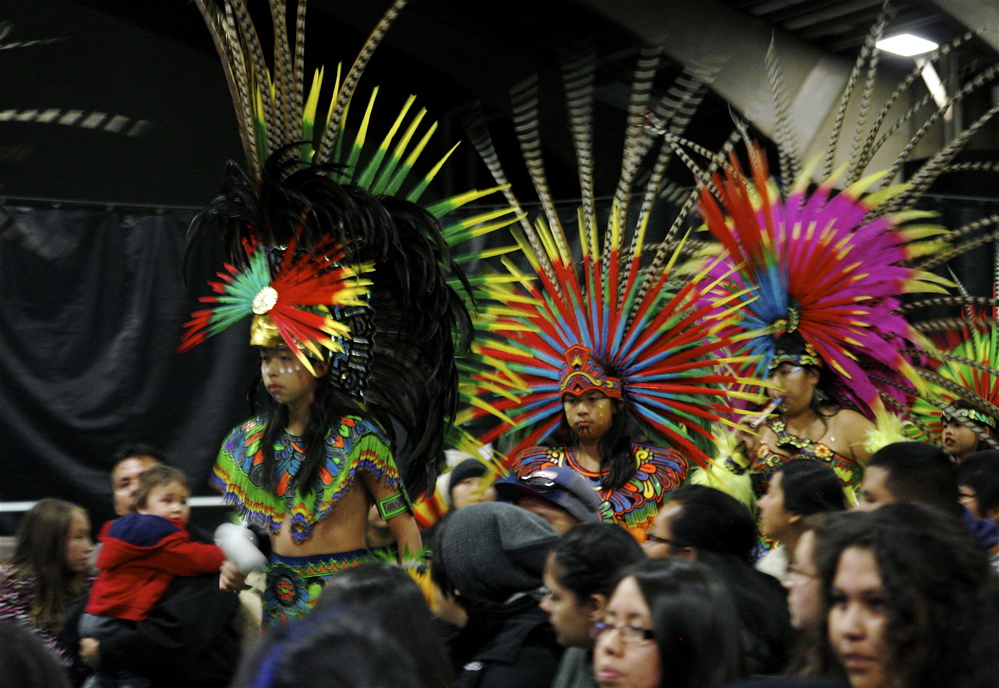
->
[112,456,160,516]
[451,476,496,511]
[941,418,979,460]
[594,576,661,688]
[563,390,615,443]
[958,484,982,519]
[541,556,597,648]
[137,480,191,523]
[828,546,889,688]
[516,495,579,535]
[855,466,895,512]
[782,529,822,630]
[642,502,682,558]
[64,509,94,574]
[260,346,322,407]
[757,470,796,541]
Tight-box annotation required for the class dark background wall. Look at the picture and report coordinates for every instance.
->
[1,0,996,532]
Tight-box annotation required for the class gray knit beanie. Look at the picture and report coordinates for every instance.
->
[437,501,559,604]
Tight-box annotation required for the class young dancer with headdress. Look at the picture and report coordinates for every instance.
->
[686,7,999,502]
[458,49,762,539]
[182,0,501,625]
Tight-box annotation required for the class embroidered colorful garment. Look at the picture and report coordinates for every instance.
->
[264,549,373,626]
[750,419,863,504]
[211,415,404,545]
[512,444,688,536]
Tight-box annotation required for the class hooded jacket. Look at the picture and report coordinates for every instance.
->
[85,514,225,621]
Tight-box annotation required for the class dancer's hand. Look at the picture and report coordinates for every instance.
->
[219,559,247,592]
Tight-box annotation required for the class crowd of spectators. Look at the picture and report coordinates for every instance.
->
[4,441,999,688]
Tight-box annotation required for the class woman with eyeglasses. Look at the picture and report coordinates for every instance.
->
[593,557,743,688]
[541,523,646,688]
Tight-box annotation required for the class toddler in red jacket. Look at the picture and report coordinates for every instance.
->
[79,465,226,688]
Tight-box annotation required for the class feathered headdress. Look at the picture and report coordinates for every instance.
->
[184,0,512,495]
[694,144,951,418]
[684,4,999,420]
[458,48,764,468]
[904,316,999,450]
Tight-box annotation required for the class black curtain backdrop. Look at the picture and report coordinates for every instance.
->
[0,206,256,532]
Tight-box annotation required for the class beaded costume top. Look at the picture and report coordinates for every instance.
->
[513,443,688,535]
[751,419,863,503]
[211,415,403,544]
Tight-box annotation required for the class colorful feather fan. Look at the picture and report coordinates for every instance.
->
[457,48,765,469]
[905,320,999,450]
[694,144,951,419]
[186,0,516,496]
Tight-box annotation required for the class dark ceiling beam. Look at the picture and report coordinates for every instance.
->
[929,0,999,52]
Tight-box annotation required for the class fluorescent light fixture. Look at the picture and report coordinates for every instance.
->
[876,33,939,57]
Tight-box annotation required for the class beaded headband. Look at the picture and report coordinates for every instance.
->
[558,345,623,399]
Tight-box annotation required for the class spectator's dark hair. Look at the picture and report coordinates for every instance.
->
[6,500,90,631]
[549,522,646,601]
[667,485,794,674]
[545,358,639,492]
[0,622,71,688]
[618,557,744,688]
[314,562,453,688]
[667,485,756,561]
[868,442,960,513]
[230,606,422,688]
[810,504,999,688]
[958,451,999,515]
[131,464,189,511]
[110,443,167,467]
[778,458,847,516]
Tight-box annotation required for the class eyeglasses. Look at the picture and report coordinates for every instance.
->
[590,620,656,644]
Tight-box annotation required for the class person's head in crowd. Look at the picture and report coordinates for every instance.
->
[782,513,837,633]
[447,458,496,510]
[643,485,794,675]
[810,503,999,688]
[941,400,997,462]
[315,562,453,688]
[110,443,165,516]
[131,464,191,524]
[540,522,645,648]
[8,499,93,632]
[856,442,959,514]
[432,501,558,608]
[956,450,999,521]
[229,606,423,688]
[0,621,71,688]
[593,557,743,688]
[757,459,846,551]
[495,465,602,535]
[643,485,755,562]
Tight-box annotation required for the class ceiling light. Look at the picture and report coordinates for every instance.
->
[876,33,939,57]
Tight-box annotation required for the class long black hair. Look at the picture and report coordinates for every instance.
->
[811,504,999,688]
[544,359,639,491]
[618,558,744,688]
[253,364,367,494]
